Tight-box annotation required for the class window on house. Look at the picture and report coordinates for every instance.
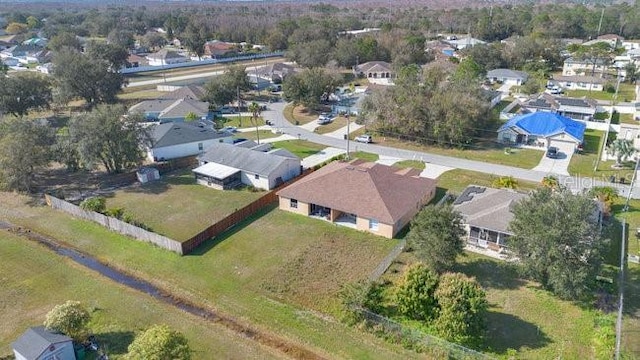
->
[290,199,298,208]
[369,219,379,231]
[254,174,259,180]
[198,142,203,151]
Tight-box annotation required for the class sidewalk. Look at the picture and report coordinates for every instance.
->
[324,123,364,139]
[301,147,346,169]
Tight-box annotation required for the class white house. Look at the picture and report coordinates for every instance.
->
[148,122,233,162]
[553,75,605,92]
[486,68,529,86]
[146,49,189,66]
[195,142,301,190]
[562,57,609,77]
[13,326,76,360]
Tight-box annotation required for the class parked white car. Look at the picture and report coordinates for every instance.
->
[355,134,372,143]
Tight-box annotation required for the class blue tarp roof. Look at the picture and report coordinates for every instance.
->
[499,112,586,142]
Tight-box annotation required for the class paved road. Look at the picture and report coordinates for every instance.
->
[127,69,225,87]
[260,101,640,198]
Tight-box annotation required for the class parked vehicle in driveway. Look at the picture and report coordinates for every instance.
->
[355,134,373,143]
[546,146,559,159]
[317,113,333,125]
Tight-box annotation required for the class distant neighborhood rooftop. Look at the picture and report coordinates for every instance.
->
[151,122,228,148]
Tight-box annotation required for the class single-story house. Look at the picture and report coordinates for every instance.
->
[445,36,486,50]
[276,160,436,238]
[147,49,189,66]
[583,34,624,48]
[486,68,529,86]
[204,40,237,58]
[553,75,605,92]
[195,142,301,190]
[562,57,609,77]
[355,61,395,85]
[13,326,76,360]
[129,98,212,123]
[521,93,598,121]
[453,185,528,253]
[0,44,40,59]
[147,122,233,162]
[158,85,205,101]
[126,54,149,68]
[249,62,299,83]
[498,111,586,150]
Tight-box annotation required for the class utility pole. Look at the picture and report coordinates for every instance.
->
[596,7,605,39]
[237,85,241,127]
[594,70,622,172]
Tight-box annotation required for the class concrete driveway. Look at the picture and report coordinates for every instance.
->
[531,141,575,176]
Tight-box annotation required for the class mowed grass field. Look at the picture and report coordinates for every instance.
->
[383,251,611,359]
[105,170,264,241]
[0,231,283,360]
[0,193,420,359]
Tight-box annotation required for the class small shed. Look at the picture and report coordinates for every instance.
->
[137,167,160,183]
[12,326,76,360]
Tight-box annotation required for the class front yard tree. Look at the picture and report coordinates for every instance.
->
[127,324,191,360]
[69,104,149,173]
[52,48,125,108]
[395,263,439,321]
[508,187,606,300]
[283,68,340,110]
[248,101,262,144]
[204,66,251,108]
[44,301,91,342]
[606,139,634,167]
[407,204,466,273]
[0,118,54,192]
[0,72,52,117]
[180,23,207,60]
[434,273,488,346]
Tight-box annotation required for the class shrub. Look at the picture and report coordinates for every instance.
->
[395,263,439,321]
[79,197,106,213]
[105,207,125,219]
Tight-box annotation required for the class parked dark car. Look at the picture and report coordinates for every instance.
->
[546,146,559,159]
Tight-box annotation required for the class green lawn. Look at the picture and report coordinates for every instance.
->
[0,193,420,359]
[349,151,379,162]
[569,129,636,181]
[0,231,282,360]
[315,116,350,135]
[236,130,280,141]
[436,169,540,195]
[394,160,426,170]
[381,251,613,359]
[271,140,327,158]
[117,89,166,101]
[362,135,543,169]
[283,104,331,125]
[105,170,264,241]
[565,83,637,102]
[219,115,259,129]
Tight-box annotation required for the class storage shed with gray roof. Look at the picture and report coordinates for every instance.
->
[12,326,76,360]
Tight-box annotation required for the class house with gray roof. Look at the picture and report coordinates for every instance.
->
[486,68,529,86]
[194,142,301,190]
[158,85,205,101]
[354,61,395,85]
[146,49,189,66]
[147,122,233,162]
[520,93,598,121]
[130,98,212,123]
[13,326,76,360]
[453,185,528,253]
[250,62,299,83]
[553,74,605,92]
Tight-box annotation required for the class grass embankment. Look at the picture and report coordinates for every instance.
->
[565,83,637,102]
[106,170,264,241]
[237,130,281,141]
[0,193,419,359]
[0,231,283,359]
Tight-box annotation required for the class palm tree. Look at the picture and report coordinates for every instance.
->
[248,101,262,144]
[606,139,635,167]
[492,176,518,189]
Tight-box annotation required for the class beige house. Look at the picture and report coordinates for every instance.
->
[276,160,436,238]
[354,61,395,85]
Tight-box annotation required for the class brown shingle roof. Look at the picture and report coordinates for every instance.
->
[277,161,436,224]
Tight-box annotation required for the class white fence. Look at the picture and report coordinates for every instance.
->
[120,52,284,74]
[45,194,184,255]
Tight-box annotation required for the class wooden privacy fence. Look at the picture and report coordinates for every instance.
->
[181,168,315,254]
[45,194,185,255]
